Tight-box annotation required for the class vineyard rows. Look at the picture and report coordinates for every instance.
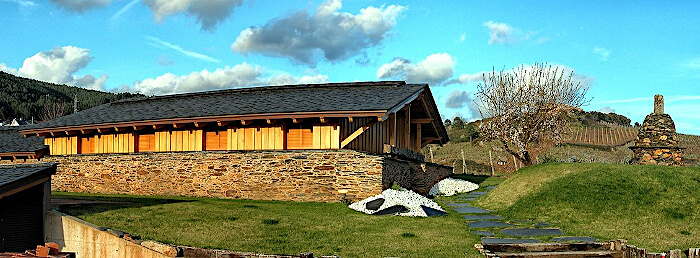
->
[565,127,638,147]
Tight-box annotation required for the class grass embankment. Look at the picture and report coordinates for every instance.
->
[54,192,482,257]
[476,163,700,251]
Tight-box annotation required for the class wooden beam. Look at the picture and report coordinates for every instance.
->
[152,124,164,130]
[415,123,422,151]
[292,118,302,123]
[172,123,185,129]
[377,116,383,122]
[319,117,326,123]
[240,120,248,126]
[193,122,206,128]
[65,130,79,136]
[340,120,377,148]
[114,127,121,132]
[132,126,148,131]
[421,139,433,148]
[80,129,94,135]
[348,117,353,123]
[266,119,273,124]
[217,121,230,127]
[411,118,433,124]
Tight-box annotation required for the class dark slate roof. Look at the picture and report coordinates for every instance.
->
[0,127,47,154]
[0,163,56,196]
[26,81,426,130]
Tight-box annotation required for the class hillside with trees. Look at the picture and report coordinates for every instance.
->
[0,71,141,123]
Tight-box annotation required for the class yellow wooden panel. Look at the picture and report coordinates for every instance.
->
[267,127,275,150]
[71,136,78,154]
[331,125,339,149]
[258,127,270,150]
[236,128,244,151]
[254,127,262,150]
[312,125,321,149]
[321,126,331,149]
[243,127,254,150]
[274,127,283,150]
[228,128,235,150]
[129,133,135,152]
[194,129,203,151]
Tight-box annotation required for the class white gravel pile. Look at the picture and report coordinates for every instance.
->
[348,189,444,217]
[428,178,479,197]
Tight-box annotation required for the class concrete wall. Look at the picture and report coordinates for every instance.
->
[43,150,385,202]
[45,211,170,258]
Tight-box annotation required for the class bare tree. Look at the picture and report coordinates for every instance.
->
[475,63,589,166]
[40,100,66,122]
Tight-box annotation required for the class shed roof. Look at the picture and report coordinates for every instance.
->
[0,163,56,198]
[0,127,47,158]
[20,81,448,143]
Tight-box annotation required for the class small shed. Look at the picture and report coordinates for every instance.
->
[0,163,56,252]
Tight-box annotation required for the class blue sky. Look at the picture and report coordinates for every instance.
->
[1,0,699,134]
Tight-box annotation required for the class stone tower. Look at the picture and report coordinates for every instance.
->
[629,95,684,166]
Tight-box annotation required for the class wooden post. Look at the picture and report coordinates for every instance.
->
[488,150,495,176]
[389,113,396,147]
[415,123,422,152]
[461,149,466,174]
[429,146,434,163]
[512,155,518,171]
[669,249,682,258]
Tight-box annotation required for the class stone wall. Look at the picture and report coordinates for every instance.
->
[630,147,684,166]
[382,159,452,195]
[42,150,385,202]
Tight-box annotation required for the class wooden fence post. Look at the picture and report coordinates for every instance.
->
[488,150,495,176]
[512,155,518,171]
[461,149,466,174]
[669,249,682,258]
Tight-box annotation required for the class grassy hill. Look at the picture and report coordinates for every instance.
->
[0,71,141,122]
[476,163,700,251]
[426,112,699,174]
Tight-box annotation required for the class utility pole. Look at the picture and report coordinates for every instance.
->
[73,95,78,113]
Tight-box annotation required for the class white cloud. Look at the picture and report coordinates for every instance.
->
[50,0,111,13]
[232,0,406,66]
[2,0,37,7]
[146,36,220,63]
[482,21,537,45]
[593,46,610,61]
[143,0,243,31]
[376,53,455,85]
[598,106,615,114]
[0,63,18,74]
[458,33,466,43]
[6,46,108,91]
[111,0,139,20]
[128,63,330,95]
[679,58,700,77]
[444,90,481,119]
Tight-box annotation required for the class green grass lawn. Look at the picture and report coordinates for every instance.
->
[476,163,700,252]
[53,192,483,257]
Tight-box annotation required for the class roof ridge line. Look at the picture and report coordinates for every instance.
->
[113,81,407,105]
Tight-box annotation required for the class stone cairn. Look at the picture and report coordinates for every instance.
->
[629,95,684,166]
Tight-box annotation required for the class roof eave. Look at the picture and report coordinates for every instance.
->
[20,110,389,136]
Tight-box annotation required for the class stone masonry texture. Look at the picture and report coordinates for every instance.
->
[19,150,452,202]
[631,113,684,166]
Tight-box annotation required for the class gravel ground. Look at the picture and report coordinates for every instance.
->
[348,189,444,217]
[428,178,479,197]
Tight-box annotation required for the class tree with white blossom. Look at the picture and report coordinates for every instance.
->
[475,63,590,166]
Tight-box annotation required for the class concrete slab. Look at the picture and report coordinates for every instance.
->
[469,221,517,229]
[463,215,505,221]
[500,228,564,237]
[551,236,597,243]
[443,202,472,207]
[481,238,541,244]
[454,206,491,214]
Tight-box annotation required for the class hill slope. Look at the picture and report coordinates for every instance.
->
[0,72,141,122]
[476,163,700,251]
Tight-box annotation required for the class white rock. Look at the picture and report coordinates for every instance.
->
[428,178,479,197]
[348,189,444,217]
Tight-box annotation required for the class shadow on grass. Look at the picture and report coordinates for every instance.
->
[451,174,491,184]
[52,192,194,216]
